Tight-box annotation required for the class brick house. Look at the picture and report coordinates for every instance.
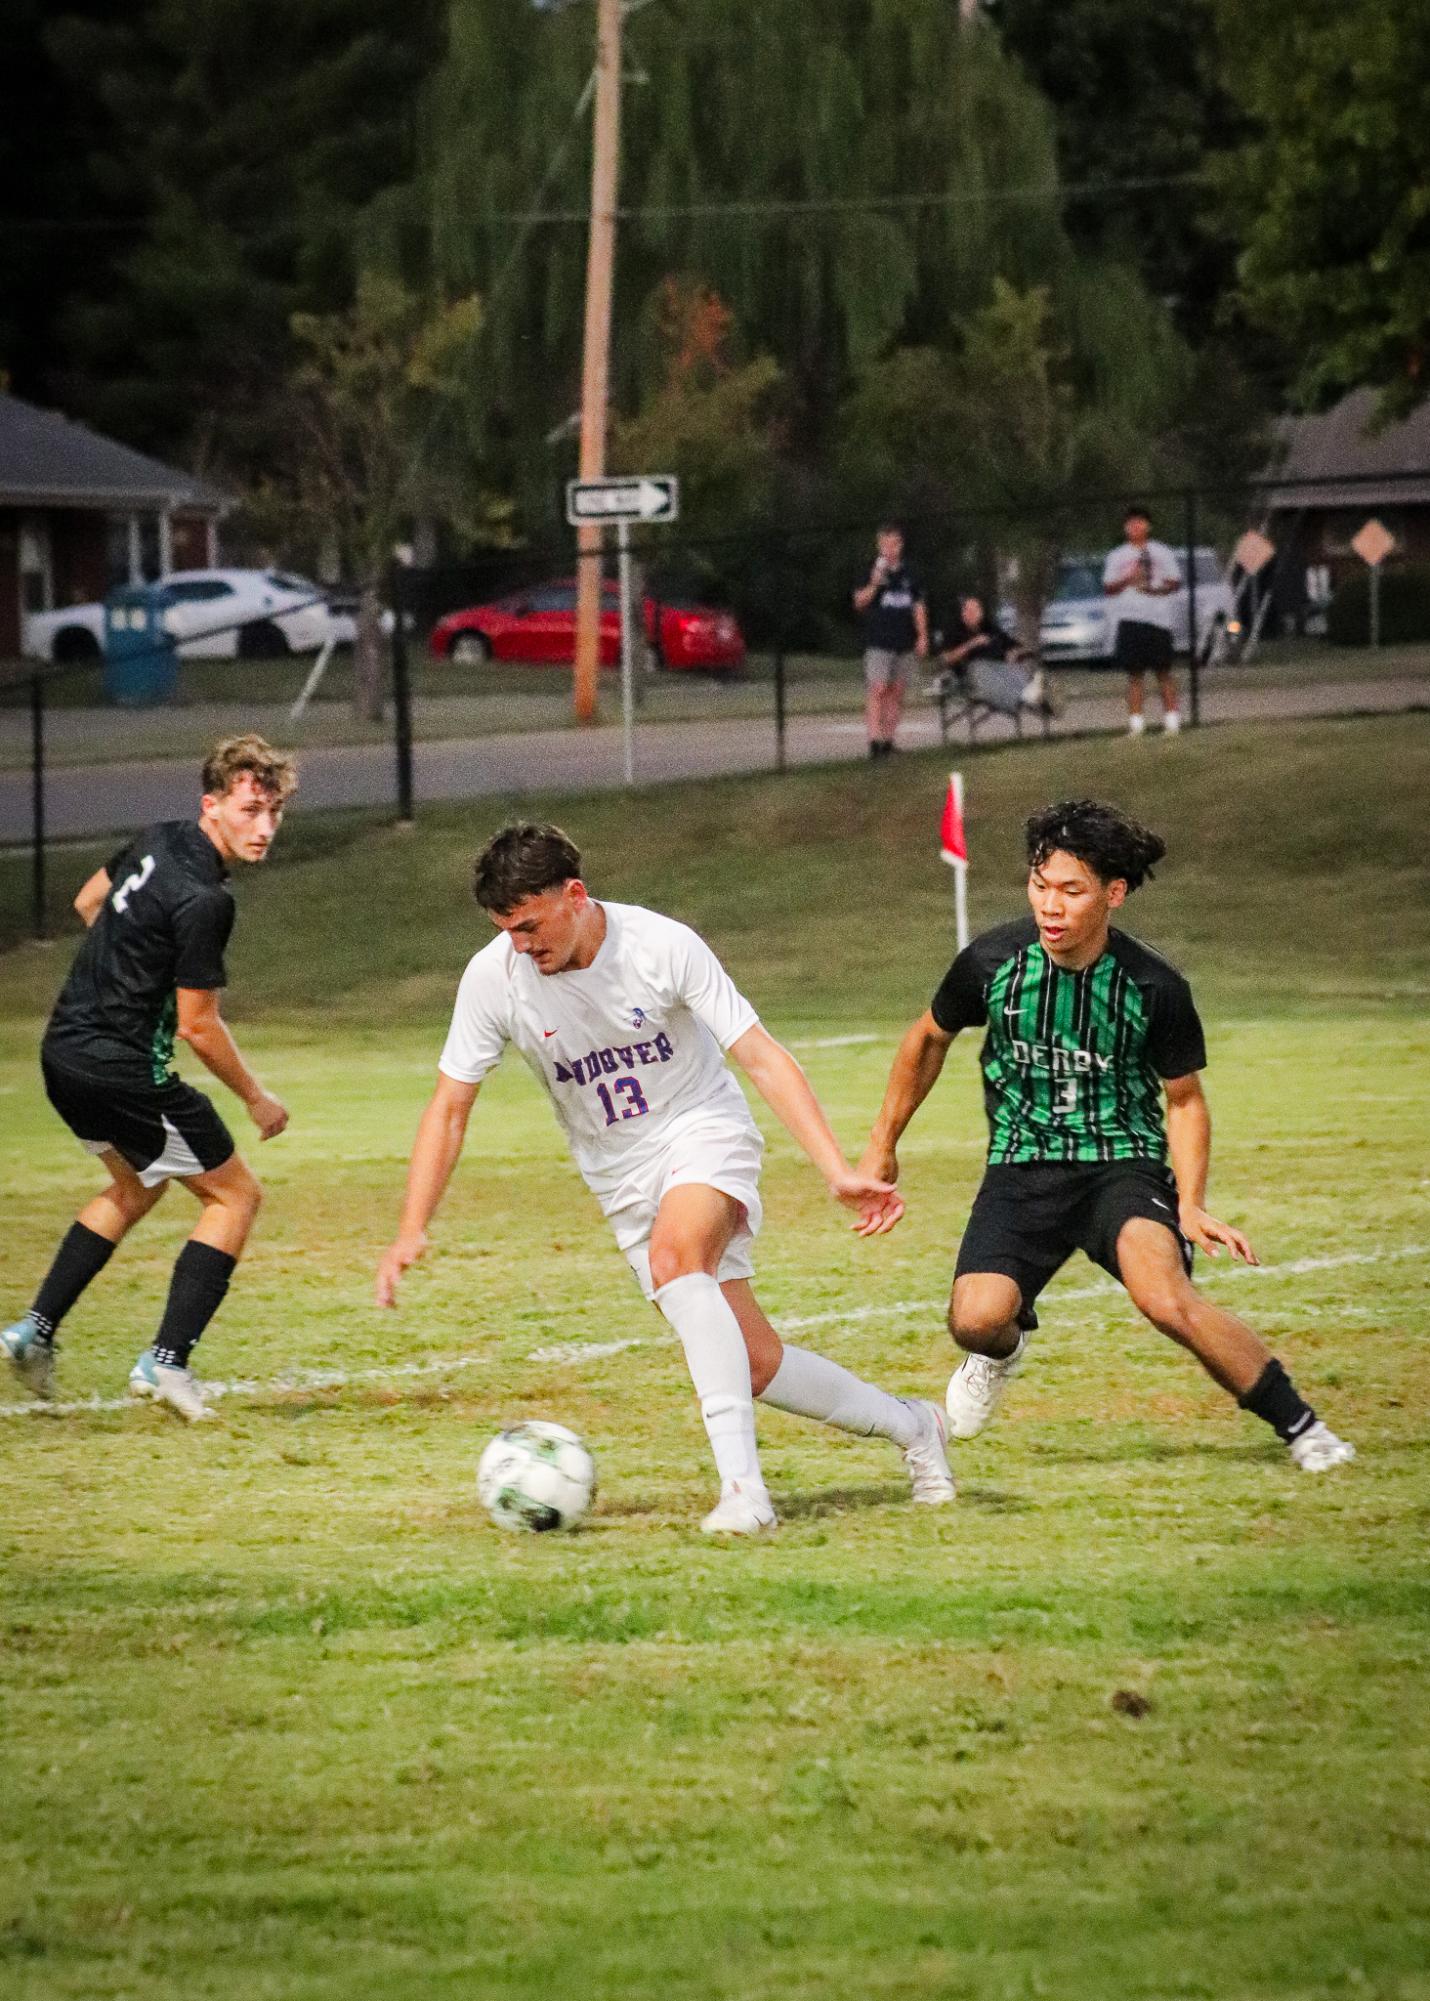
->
[0,392,229,659]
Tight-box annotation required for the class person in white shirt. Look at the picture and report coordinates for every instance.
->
[1102,506,1184,736]
[375,821,955,1535]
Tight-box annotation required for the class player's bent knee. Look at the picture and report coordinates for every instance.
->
[647,1241,710,1292]
[1133,1287,1194,1339]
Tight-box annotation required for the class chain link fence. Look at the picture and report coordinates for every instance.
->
[4,468,1430,946]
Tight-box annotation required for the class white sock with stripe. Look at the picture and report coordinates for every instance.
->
[653,1272,766,1494]
[759,1344,921,1448]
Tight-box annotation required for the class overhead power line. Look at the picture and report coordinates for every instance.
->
[0,169,1211,237]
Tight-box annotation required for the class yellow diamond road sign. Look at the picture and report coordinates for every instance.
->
[1233,529,1276,575]
[1351,518,1396,567]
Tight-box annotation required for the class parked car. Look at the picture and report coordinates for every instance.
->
[429,580,746,672]
[23,569,346,664]
[1038,549,1235,665]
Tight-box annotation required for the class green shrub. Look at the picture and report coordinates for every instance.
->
[1326,562,1430,644]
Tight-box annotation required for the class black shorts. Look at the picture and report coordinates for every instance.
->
[41,1055,234,1188]
[955,1161,1192,1329]
[1114,619,1174,673]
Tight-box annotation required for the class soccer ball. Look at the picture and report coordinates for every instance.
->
[476,1420,597,1533]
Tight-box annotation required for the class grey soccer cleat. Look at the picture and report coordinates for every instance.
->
[2,1313,56,1400]
[128,1349,214,1423]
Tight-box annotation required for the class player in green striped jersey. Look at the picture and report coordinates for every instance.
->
[862,800,1354,1473]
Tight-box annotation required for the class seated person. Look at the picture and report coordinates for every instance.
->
[939,595,1029,673]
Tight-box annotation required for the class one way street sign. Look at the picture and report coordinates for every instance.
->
[566,475,679,527]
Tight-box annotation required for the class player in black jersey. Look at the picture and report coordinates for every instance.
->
[2,735,297,1420]
[862,800,1354,1473]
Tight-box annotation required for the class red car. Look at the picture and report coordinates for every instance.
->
[429,580,746,672]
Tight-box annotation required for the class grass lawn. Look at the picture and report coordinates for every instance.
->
[1,715,1427,2000]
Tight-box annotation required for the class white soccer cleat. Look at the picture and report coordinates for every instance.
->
[1163,709,1183,735]
[700,1482,777,1536]
[128,1350,215,1423]
[901,1399,956,1505]
[1126,713,1147,737]
[1288,1420,1355,1472]
[945,1332,1029,1440]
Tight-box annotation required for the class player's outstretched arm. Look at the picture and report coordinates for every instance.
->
[859,1010,955,1184]
[728,1024,904,1236]
[176,987,288,1139]
[376,1073,480,1306]
[1164,1071,1258,1264]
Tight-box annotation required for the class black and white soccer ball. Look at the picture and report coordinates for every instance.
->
[477,1420,597,1532]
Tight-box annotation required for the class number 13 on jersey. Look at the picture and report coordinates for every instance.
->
[595,1076,650,1125]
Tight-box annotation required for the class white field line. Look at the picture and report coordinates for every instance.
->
[0,1241,1422,1420]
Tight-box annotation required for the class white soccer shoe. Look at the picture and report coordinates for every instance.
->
[1288,1420,1355,1472]
[901,1399,956,1505]
[945,1332,1030,1441]
[128,1350,215,1423]
[700,1482,778,1536]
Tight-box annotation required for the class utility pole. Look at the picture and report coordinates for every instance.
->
[572,0,623,722]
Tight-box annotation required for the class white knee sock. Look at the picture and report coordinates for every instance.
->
[653,1272,765,1492]
[759,1344,921,1448]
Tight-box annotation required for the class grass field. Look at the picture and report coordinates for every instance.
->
[1,715,1428,2000]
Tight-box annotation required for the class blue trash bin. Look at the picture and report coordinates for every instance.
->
[103,583,179,706]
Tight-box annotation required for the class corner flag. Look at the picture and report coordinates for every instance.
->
[939,771,970,950]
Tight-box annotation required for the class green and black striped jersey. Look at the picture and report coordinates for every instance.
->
[931,917,1206,1166]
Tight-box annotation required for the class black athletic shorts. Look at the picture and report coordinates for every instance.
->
[955,1160,1193,1329]
[1114,619,1174,673]
[41,1055,234,1188]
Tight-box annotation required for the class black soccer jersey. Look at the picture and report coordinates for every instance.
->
[44,821,234,1087]
[931,916,1207,1166]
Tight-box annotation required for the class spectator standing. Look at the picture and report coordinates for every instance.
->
[1103,507,1183,735]
[853,525,928,759]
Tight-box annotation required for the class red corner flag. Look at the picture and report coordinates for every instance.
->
[939,771,970,950]
[939,772,968,867]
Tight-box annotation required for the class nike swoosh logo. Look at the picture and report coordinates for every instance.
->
[543,1029,558,1039]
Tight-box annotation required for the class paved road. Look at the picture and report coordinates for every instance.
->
[1,672,1425,843]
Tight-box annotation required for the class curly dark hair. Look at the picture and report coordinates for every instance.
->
[472,821,583,913]
[1025,800,1166,893]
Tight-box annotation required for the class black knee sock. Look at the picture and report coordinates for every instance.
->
[31,1222,117,1340]
[152,1242,237,1369]
[1238,1358,1316,1443]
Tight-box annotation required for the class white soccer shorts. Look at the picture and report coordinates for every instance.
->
[605,1115,765,1300]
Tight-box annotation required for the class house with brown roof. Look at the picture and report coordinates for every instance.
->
[1267,388,1430,588]
[0,393,229,658]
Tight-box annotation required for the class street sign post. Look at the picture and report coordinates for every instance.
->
[565,475,679,782]
[1351,518,1396,648]
[566,475,679,527]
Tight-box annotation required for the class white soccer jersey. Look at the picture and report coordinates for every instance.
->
[438,901,762,1214]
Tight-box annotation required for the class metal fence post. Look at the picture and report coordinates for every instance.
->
[773,648,787,773]
[390,562,415,824]
[1184,488,1200,729]
[30,670,47,941]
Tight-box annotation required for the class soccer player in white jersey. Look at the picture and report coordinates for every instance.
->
[375,821,954,1534]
